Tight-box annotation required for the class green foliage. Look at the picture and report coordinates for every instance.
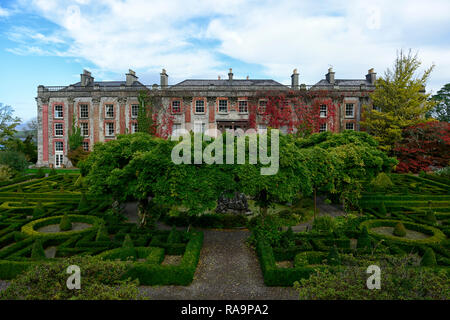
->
[167,226,182,243]
[30,240,45,260]
[78,193,89,211]
[357,226,372,249]
[393,222,407,237]
[32,201,45,218]
[59,213,72,231]
[326,246,341,266]
[371,172,394,191]
[35,167,45,178]
[294,257,449,299]
[425,210,437,224]
[0,151,29,174]
[96,224,110,242]
[122,234,134,248]
[313,216,337,233]
[137,91,155,135]
[420,248,437,267]
[49,168,57,176]
[0,103,21,146]
[0,256,143,300]
[428,83,450,122]
[361,50,435,152]
[68,118,83,152]
[0,164,14,182]
[379,202,387,216]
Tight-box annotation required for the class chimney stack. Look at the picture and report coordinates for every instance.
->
[126,69,138,86]
[366,68,376,85]
[325,67,335,84]
[228,68,233,82]
[80,69,94,87]
[160,69,168,88]
[291,68,299,89]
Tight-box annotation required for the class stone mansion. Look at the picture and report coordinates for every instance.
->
[36,67,377,167]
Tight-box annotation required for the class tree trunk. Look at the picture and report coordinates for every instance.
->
[137,198,149,228]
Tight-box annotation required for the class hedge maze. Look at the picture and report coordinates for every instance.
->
[0,174,203,285]
[256,174,450,286]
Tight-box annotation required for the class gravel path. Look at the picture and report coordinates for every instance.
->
[140,229,297,300]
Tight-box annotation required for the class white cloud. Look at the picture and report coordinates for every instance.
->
[0,6,11,17]
[8,0,450,92]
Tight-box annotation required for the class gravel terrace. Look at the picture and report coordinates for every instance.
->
[140,229,298,300]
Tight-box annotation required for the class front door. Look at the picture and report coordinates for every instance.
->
[55,154,63,168]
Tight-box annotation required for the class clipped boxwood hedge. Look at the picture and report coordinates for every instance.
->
[21,215,103,239]
[360,219,446,246]
[123,231,203,286]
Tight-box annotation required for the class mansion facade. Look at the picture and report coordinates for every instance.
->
[36,67,377,167]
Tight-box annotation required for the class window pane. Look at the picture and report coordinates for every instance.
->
[106,105,114,118]
[320,105,327,118]
[239,100,248,113]
[80,105,89,118]
[131,105,139,118]
[172,100,181,113]
[195,100,205,113]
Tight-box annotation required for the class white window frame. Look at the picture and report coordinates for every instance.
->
[218,99,228,113]
[319,123,327,132]
[238,100,248,113]
[171,100,181,113]
[80,104,89,118]
[54,105,63,118]
[345,103,354,118]
[320,105,327,118]
[105,104,114,118]
[106,122,115,136]
[82,141,89,151]
[55,141,64,152]
[131,122,138,133]
[195,100,205,114]
[131,104,139,118]
[55,154,63,168]
[55,123,63,136]
[80,122,89,137]
[345,122,355,130]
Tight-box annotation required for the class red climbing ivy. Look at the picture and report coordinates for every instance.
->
[394,121,450,173]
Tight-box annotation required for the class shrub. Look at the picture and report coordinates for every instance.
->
[425,210,437,224]
[312,216,336,233]
[0,151,29,174]
[32,201,45,218]
[326,246,341,266]
[0,165,14,182]
[420,248,437,267]
[122,234,134,248]
[36,167,45,178]
[78,193,89,211]
[393,222,407,237]
[0,256,143,300]
[357,226,372,249]
[370,172,394,191]
[96,224,110,242]
[379,202,387,217]
[280,227,295,248]
[49,168,57,176]
[59,213,72,231]
[167,226,182,243]
[31,240,46,260]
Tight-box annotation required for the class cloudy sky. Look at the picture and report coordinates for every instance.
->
[0,0,449,122]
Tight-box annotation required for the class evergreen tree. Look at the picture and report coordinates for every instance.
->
[393,222,407,237]
[327,246,341,266]
[31,239,46,259]
[59,213,72,231]
[420,248,437,267]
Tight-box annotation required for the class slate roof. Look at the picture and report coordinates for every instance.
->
[70,81,146,87]
[172,79,287,87]
[313,79,373,87]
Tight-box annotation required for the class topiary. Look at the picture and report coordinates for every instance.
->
[122,234,134,248]
[59,213,72,231]
[327,246,341,266]
[280,227,295,248]
[33,201,45,218]
[420,248,437,267]
[357,226,372,249]
[36,167,45,178]
[78,193,89,211]
[167,226,182,243]
[379,202,387,217]
[313,216,336,233]
[393,222,407,237]
[425,210,437,224]
[95,224,110,242]
[370,172,394,191]
[31,239,46,260]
